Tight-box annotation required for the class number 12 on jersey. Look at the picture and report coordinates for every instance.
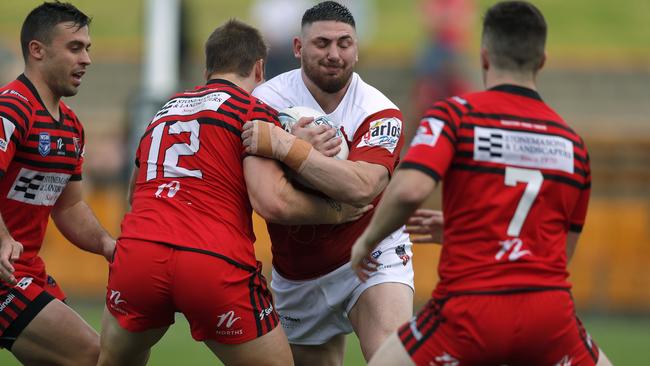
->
[504,166,543,237]
[146,120,202,181]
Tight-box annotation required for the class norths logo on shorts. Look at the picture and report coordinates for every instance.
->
[216,310,243,336]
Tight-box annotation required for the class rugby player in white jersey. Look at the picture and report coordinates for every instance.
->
[244,1,413,364]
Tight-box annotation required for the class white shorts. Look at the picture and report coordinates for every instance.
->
[271,241,414,345]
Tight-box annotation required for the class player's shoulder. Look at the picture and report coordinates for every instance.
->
[252,69,301,106]
[347,73,399,114]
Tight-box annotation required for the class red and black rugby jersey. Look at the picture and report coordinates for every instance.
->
[120,79,281,268]
[0,74,85,264]
[402,84,591,297]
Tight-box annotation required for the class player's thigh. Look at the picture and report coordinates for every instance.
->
[205,324,293,366]
[98,306,169,366]
[348,282,413,360]
[290,334,346,366]
[11,298,99,366]
[368,332,415,366]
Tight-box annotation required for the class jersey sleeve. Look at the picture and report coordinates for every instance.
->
[0,95,31,176]
[347,109,404,175]
[70,124,85,181]
[400,98,463,182]
[568,151,591,233]
[243,98,282,156]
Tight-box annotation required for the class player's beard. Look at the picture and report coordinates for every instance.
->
[304,60,353,94]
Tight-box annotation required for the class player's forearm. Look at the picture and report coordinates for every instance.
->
[0,214,13,241]
[269,182,347,225]
[51,201,115,260]
[360,170,436,248]
[298,153,388,206]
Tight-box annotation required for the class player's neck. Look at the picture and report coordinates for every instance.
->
[484,69,538,91]
[207,72,255,94]
[23,68,61,119]
[301,70,351,114]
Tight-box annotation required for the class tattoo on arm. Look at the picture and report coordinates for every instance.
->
[325,198,342,212]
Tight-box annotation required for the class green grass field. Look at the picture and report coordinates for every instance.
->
[1,301,648,365]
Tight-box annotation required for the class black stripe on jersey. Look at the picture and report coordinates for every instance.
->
[32,121,80,134]
[0,94,32,113]
[222,100,248,115]
[13,156,77,171]
[17,145,79,159]
[569,223,583,233]
[71,173,82,181]
[440,100,464,120]
[424,106,457,136]
[399,162,441,182]
[0,102,29,133]
[197,118,242,136]
[0,170,4,178]
[451,163,588,190]
[249,275,263,337]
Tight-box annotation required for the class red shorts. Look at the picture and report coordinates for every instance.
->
[0,268,63,349]
[399,290,600,366]
[106,238,279,344]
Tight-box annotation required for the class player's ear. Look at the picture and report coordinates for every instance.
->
[293,36,302,59]
[254,59,265,84]
[538,52,547,71]
[28,40,46,61]
[480,47,489,71]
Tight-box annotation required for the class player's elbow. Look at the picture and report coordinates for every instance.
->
[341,184,378,207]
[250,195,288,223]
[393,182,430,206]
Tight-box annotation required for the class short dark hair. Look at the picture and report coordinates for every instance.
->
[205,19,268,77]
[482,1,547,72]
[302,1,355,28]
[20,1,91,62]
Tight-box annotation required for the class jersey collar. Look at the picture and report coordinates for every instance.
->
[488,84,542,101]
[17,73,64,124]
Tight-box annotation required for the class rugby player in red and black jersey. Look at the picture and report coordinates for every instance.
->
[0,2,116,365]
[97,20,369,366]
[351,2,612,365]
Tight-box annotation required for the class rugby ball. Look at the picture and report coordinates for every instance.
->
[278,106,349,160]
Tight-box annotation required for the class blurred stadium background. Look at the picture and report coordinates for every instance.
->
[1,0,648,364]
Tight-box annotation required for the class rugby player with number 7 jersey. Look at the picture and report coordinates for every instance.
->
[97,19,369,366]
[351,1,613,365]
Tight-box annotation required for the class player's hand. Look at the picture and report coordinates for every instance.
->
[242,120,294,160]
[405,209,444,244]
[291,117,342,158]
[101,237,117,262]
[0,237,23,285]
[338,202,374,223]
[350,235,380,282]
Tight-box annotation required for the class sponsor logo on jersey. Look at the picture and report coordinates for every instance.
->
[38,132,51,156]
[371,249,382,259]
[16,277,33,290]
[474,126,574,174]
[395,244,410,266]
[411,117,445,147]
[495,238,531,262]
[7,168,71,206]
[0,294,15,313]
[1,89,28,102]
[0,116,16,152]
[72,137,82,158]
[216,310,244,336]
[56,138,65,156]
[357,117,402,153]
[152,91,231,124]
[433,352,459,366]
